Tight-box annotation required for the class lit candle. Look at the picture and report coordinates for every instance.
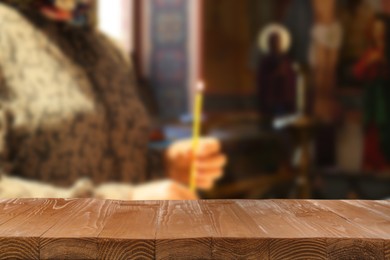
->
[190,81,205,192]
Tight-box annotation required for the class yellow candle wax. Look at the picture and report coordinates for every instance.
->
[190,81,204,192]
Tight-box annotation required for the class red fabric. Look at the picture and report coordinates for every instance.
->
[363,124,387,171]
[353,49,385,81]
[41,7,72,21]
[353,51,372,80]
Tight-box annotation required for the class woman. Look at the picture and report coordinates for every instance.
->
[0,0,226,199]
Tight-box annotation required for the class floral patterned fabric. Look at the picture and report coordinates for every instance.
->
[0,3,154,188]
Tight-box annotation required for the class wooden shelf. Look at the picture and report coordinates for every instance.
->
[0,199,388,259]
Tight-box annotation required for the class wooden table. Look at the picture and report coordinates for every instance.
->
[0,199,388,259]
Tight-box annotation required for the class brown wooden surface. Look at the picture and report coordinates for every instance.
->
[156,200,215,259]
[98,200,160,259]
[0,199,388,259]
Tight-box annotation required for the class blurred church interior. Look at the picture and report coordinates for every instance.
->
[100,0,390,200]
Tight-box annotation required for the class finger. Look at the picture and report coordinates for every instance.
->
[198,138,221,156]
[196,178,214,190]
[196,171,222,186]
[196,154,227,170]
[168,140,193,158]
[197,168,223,180]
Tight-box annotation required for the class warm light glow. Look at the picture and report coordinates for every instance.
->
[197,81,205,92]
[98,0,133,52]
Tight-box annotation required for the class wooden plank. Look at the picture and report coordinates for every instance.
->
[326,238,385,260]
[310,200,388,260]
[238,200,387,259]
[355,199,390,259]
[311,200,390,239]
[237,200,325,238]
[0,199,387,259]
[98,200,160,260]
[269,238,327,260]
[273,200,378,238]
[200,200,267,259]
[0,199,100,260]
[366,199,390,259]
[283,200,386,260]
[0,199,89,236]
[0,199,49,260]
[0,199,43,226]
[0,237,39,260]
[354,200,390,220]
[238,200,330,259]
[40,199,116,260]
[155,200,215,260]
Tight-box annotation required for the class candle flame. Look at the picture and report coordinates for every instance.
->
[197,81,205,92]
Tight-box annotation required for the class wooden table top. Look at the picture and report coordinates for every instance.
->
[0,199,388,260]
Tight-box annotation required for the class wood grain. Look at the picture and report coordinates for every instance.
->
[0,199,42,226]
[311,200,390,239]
[0,199,388,259]
[311,200,389,260]
[98,201,160,260]
[0,238,39,260]
[358,200,390,217]
[238,200,330,259]
[237,200,324,238]
[274,200,389,260]
[155,200,215,260]
[269,238,327,260]
[200,200,267,259]
[40,199,116,259]
[327,238,385,260]
[0,199,52,260]
[273,200,373,238]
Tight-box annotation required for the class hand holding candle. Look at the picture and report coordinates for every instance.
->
[165,81,227,192]
[166,138,226,191]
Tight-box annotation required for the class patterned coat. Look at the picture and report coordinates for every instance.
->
[0,3,158,198]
